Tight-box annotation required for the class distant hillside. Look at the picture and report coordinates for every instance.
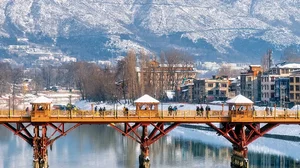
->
[0,0,300,63]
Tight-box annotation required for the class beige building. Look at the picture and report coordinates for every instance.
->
[137,60,196,99]
[240,65,262,102]
[289,70,300,105]
[193,76,230,103]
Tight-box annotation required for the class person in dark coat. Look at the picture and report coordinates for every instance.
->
[168,105,173,116]
[200,106,204,116]
[196,106,200,116]
[205,105,210,117]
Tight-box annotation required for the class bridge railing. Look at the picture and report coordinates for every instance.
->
[48,109,230,118]
[0,109,299,119]
[44,109,300,119]
[0,110,30,117]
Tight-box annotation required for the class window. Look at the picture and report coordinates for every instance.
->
[271,77,275,82]
[247,77,252,82]
[221,91,226,96]
[271,85,274,90]
[296,77,300,83]
[208,91,213,95]
[290,85,294,91]
[290,77,294,83]
[296,85,300,91]
[271,93,275,98]
[208,83,213,87]
[221,83,227,87]
[290,94,294,100]
[296,93,300,99]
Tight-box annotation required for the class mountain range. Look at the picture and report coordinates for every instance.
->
[0,0,300,64]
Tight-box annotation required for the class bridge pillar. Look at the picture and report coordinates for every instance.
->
[110,122,180,168]
[139,125,150,168]
[207,123,278,168]
[3,123,81,168]
[231,145,248,168]
[33,125,49,168]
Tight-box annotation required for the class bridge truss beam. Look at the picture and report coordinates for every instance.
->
[207,122,279,168]
[109,122,180,168]
[2,123,81,168]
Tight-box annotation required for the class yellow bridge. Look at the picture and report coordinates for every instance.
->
[0,108,300,123]
[1,94,300,168]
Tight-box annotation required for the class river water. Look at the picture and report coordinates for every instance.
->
[0,124,299,168]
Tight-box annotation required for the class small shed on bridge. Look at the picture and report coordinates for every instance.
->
[30,96,52,117]
[226,94,254,117]
[134,94,160,117]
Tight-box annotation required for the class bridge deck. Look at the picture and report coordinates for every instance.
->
[0,109,300,123]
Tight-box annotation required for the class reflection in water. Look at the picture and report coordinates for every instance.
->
[0,125,299,168]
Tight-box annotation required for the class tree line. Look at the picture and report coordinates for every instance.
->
[0,50,193,103]
[2,47,297,102]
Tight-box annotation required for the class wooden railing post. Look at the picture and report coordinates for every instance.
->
[274,104,276,119]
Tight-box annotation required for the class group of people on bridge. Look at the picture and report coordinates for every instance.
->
[94,106,106,116]
[264,106,273,116]
[168,105,178,116]
[196,105,211,117]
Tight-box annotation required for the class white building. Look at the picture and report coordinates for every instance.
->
[261,62,300,104]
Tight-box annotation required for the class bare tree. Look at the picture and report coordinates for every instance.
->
[261,49,273,72]
[115,50,140,102]
[217,64,241,78]
[0,62,12,95]
[163,49,193,90]
[125,50,139,100]
[138,49,150,96]
[10,67,24,113]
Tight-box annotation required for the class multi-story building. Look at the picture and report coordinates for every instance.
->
[274,78,290,107]
[179,78,194,102]
[289,70,300,106]
[228,77,240,98]
[261,74,280,104]
[137,60,196,99]
[240,65,262,102]
[193,76,230,103]
[261,62,300,105]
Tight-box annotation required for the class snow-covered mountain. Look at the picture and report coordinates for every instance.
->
[0,0,300,63]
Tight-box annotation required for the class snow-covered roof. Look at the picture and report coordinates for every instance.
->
[31,96,52,104]
[275,63,300,69]
[181,89,188,92]
[165,90,175,100]
[250,65,261,67]
[134,94,159,103]
[226,94,253,104]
